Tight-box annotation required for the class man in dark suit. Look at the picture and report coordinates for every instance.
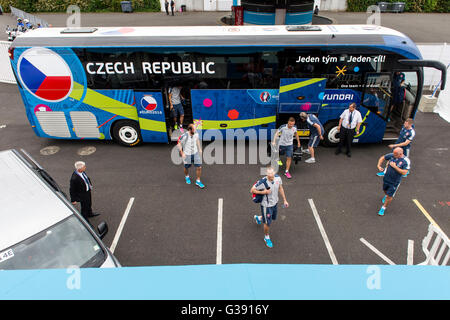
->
[70,161,100,220]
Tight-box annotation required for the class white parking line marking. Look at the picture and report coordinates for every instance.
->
[407,240,414,265]
[216,198,223,265]
[110,197,135,254]
[360,238,396,265]
[308,199,338,265]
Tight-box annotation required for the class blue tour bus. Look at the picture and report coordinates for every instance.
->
[9,25,446,146]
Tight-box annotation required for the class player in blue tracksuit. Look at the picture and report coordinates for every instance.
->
[389,118,415,158]
[376,147,410,216]
[377,118,415,178]
[299,112,324,163]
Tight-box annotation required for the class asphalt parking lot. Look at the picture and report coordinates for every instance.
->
[1,81,449,267]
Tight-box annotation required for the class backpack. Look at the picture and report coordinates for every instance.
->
[252,177,270,203]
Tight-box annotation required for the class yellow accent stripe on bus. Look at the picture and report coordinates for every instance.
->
[69,82,166,133]
[354,110,371,138]
[279,78,326,94]
[195,116,276,130]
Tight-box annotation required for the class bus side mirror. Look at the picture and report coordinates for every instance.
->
[97,222,108,239]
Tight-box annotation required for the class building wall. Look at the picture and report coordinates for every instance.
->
[159,0,235,12]
[319,0,347,11]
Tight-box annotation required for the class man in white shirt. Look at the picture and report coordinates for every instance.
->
[177,123,205,188]
[272,117,300,179]
[251,167,289,248]
[169,85,185,130]
[335,103,362,157]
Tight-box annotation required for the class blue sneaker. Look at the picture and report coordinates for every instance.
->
[185,176,191,185]
[254,215,261,225]
[382,195,386,204]
[378,207,385,216]
[195,180,205,189]
[377,172,385,177]
[264,237,273,248]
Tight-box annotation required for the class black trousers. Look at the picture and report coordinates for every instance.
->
[80,191,93,219]
[165,3,169,15]
[338,127,355,154]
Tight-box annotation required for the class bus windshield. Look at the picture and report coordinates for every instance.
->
[0,216,105,270]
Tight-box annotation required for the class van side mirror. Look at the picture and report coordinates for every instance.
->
[97,222,108,239]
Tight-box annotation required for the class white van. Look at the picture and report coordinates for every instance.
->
[0,149,120,269]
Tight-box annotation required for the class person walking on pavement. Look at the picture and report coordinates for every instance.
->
[388,118,415,158]
[177,123,205,189]
[272,117,301,179]
[164,0,169,15]
[169,85,185,131]
[376,147,410,216]
[377,118,415,178]
[251,167,289,248]
[299,112,324,163]
[70,161,100,220]
[170,0,175,16]
[335,103,362,157]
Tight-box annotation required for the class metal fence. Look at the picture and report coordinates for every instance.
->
[10,6,49,27]
[0,41,15,84]
[419,224,450,266]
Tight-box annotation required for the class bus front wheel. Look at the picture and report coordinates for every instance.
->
[323,121,340,147]
[112,120,142,147]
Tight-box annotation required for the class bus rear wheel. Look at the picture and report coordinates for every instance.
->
[323,121,340,147]
[112,120,142,147]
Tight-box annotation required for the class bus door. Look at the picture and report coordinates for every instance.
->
[360,73,394,142]
[133,91,169,143]
[278,78,327,137]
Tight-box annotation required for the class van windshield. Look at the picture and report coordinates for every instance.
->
[0,216,105,270]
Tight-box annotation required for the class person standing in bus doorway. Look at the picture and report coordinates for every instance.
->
[335,103,362,157]
[272,117,301,179]
[169,85,185,131]
[251,167,289,248]
[376,147,410,216]
[177,123,205,189]
[170,0,175,16]
[299,112,324,163]
[70,161,100,220]
[164,0,170,15]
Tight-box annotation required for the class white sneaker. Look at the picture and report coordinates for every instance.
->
[305,157,316,163]
[302,148,310,154]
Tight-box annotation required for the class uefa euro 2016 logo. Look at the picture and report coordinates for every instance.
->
[259,91,270,103]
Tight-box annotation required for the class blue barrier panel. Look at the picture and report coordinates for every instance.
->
[243,11,276,25]
[285,10,314,25]
[1,264,449,299]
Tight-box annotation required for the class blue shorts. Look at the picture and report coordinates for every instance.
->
[279,145,293,158]
[184,153,202,168]
[260,205,278,226]
[308,134,320,148]
[171,103,184,117]
[383,181,400,197]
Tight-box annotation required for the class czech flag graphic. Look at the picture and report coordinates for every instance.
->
[18,48,73,102]
[141,95,158,111]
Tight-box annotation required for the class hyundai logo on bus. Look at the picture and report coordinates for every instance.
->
[85,61,216,75]
[320,90,360,103]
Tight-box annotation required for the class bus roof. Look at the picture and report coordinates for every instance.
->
[0,150,72,251]
[12,25,421,58]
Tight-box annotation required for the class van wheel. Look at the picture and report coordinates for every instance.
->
[112,121,142,147]
[323,121,340,147]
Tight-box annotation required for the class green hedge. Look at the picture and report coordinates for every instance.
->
[0,0,161,12]
[347,0,449,13]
